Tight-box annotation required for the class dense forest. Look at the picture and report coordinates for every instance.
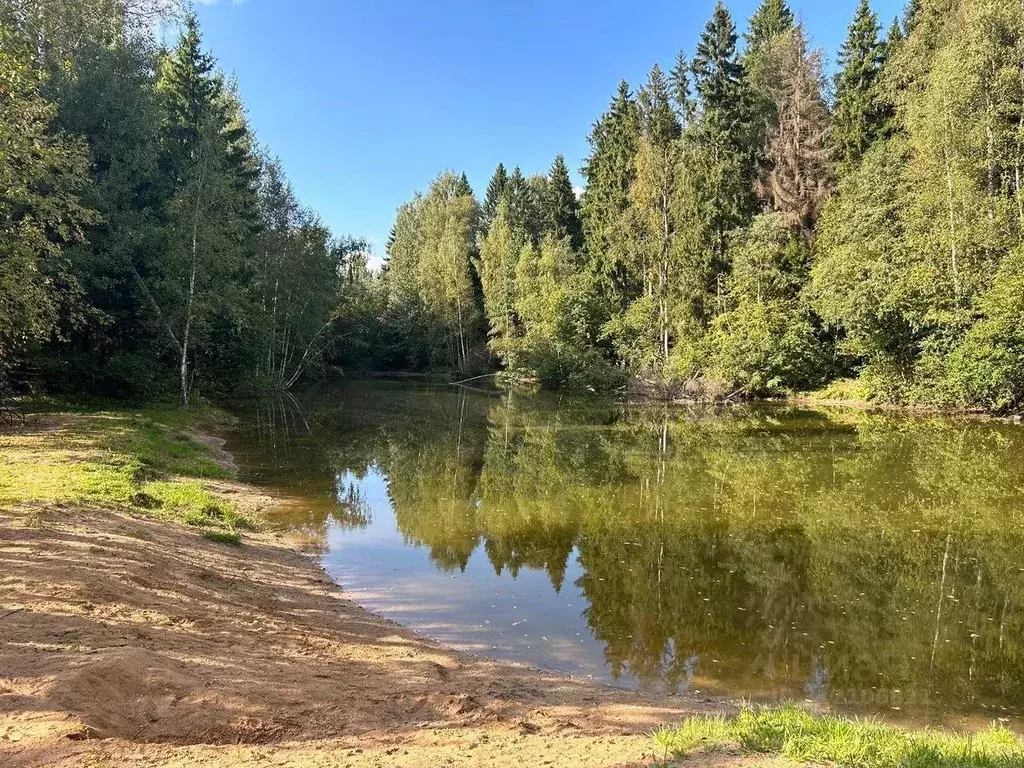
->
[0,0,369,404]
[4,0,1024,412]
[379,0,1024,412]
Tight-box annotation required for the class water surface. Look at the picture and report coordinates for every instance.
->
[228,380,1024,730]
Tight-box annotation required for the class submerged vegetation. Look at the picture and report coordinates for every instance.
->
[653,705,1024,767]
[0,403,255,536]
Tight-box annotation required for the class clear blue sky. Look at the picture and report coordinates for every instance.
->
[192,0,904,266]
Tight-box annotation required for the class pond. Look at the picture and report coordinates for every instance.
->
[227,379,1024,731]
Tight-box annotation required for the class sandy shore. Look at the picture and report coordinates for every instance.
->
[0,428,767,767]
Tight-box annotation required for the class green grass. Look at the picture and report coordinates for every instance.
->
[652,705,1024,767]
[201,529,242,546]
[0,401,256,540]
[801,377,876,404]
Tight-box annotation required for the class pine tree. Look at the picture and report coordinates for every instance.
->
[743,0,795,56]
[482,162,508,230]
[831,0,885,175]
[543,155,583,251]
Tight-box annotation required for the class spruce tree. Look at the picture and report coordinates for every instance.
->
[743,0,795,56]
[830,0,885,175]
[581,80,639,268]
[159,13,221,181]
[157,14,259,404]
[637,63,680,148]
[482,162,508,230]
[669,51,694,124]
[455,172,473,197]
[690,2,756,260]
[543,155,583,251]
[505,166,543,245]
[692,2,746,122]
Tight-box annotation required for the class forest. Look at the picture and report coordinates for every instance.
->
[4,0,1024,412]
[1,0,369,405]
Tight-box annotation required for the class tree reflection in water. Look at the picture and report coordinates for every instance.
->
[229,380,1024,725]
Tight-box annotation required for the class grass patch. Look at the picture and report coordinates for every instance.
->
[801,377,876,404]
[652,705,1024,767]
[201,529,242,546]
[0,401,255,537]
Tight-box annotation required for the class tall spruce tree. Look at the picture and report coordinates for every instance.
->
[543,155,583,251]
[580,80,639,275]
[669,51,694,124]
[159,13,220,184]
[505,166,543,245]
[482,162,508,230]
[831,0,885,175]
[156,13,258,404]
[690,1,756,262]
[743,0,795,56]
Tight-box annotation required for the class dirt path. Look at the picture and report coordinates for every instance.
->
[0,498,768,767]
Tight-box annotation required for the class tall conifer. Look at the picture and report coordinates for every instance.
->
[831,0,885,174]
[543,155,583,251]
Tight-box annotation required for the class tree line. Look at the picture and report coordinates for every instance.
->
[5,0,1024,413]
[378,0,1024,413]
[1,0,368,405]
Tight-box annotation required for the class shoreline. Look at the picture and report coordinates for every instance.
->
[0,411,727,768]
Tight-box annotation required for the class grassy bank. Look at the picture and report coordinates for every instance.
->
[0,402,255,544]
[653,705,1024,767]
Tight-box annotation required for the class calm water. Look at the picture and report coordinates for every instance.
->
[228,379,1024,729]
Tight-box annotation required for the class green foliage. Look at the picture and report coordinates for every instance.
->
[383,172,486,372]
[0,404,255,537]
[0,24,90,385]
[7,0,1024,413]
[481,162,508,231]
[202,529,242,546]
[581,79,640,298]
[0,6,366,404]
[511,235,612,388]
[708,214,824,394]
[743,0,794,55]
[654,705,1024,767]
[831,0,886,175]
[541,155,583,250]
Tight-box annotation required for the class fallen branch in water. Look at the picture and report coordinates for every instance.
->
[448,372,500,386]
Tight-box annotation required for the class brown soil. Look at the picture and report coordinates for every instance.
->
[0,450,773,767]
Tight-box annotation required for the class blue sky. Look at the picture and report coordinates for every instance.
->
[192,0,904,266]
